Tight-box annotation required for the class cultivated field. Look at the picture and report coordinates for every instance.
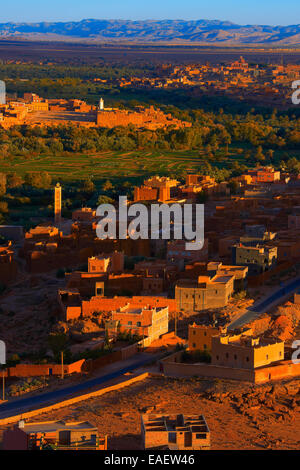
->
[2,145,300,183]
[1,150,207,182]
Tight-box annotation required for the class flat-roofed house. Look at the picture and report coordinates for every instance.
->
[175,273,234,312]
[3,420,107,450]
[141,413,210,450]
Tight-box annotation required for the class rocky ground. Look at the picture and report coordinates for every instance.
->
[1,375,300,450]
[0,271,64,356]
[243,298,300,345]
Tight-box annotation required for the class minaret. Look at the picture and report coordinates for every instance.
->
[99,97,104,111]
[54,183,62,226]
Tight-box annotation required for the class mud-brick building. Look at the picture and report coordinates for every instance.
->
[58,291,177,321]
[25,225,60,242]
[96,105,191,131]
[0,243,18,284]
[188,324,223,352]
[72,207,97,223]
[110,304,169,346]
[141,413,210,450]
[175,274,234,312]
[180,174,229,201]
[65,252,124,297]
[232,243,277,275]
[245,167,280,184]
[134,176,179,203]
[288,214,300,230]
[188,325,253,353]
[206,261,248,291]
[3,420,107,450]
[211,334,284,369]
[167,239,209,267]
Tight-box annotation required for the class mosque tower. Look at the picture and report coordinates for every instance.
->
[54,183,62,226]
[99,97,104,111]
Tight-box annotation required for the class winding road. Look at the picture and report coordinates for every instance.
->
[2,275,300,421]
[229,275,300,330]
[0,353,156,420]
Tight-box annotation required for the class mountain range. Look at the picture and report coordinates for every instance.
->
[0,19,300,45]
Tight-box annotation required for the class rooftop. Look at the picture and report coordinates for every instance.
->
[142,413,209,434]
[17,420,97,434]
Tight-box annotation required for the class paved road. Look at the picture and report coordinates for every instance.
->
[0,353,156,420]
[229,275,300,330]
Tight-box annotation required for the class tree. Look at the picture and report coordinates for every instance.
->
[48,333,67,360]
[255,145,265,162]
[102,180,113,192]
[83,178,95,193]
[7,172,23,188]
[24,171,51,189]
[0,202,8,214]
[266,149,274,162]
[0,173,6,197]
[97,195,115,206]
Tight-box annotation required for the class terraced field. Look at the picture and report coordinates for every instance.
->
[1,150,206,182]
[3,145,298,184]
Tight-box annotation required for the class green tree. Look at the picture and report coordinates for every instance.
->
[83,178,95,193]
[0,173,6,196]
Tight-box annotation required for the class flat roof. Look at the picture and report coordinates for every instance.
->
[18,420,96,434]
[212,275,234,283]
[143,414,209,433]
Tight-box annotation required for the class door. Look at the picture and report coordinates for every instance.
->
[59,431,71,445]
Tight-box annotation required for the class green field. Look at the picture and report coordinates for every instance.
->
[1,150,207,182]
[2,145,299,184]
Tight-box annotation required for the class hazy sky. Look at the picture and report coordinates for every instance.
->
[0,0,299,26]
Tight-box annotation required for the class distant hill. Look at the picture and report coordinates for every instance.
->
[0,19,300,45]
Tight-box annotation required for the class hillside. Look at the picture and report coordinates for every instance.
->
[0,19,300,45]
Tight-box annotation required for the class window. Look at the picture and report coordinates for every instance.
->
[216,355,219,360]
[168,433,176,444]
[137,322,141,327]
[246,357,249,362]
[266,354,269,360]
[226,353,229,358]
[204,344,207,349]
[234,354,237,360]
[128,321,132,326]
[193,343,196,348]
[204,332,207,337]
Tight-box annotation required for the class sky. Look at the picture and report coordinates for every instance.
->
[0,0,299,26]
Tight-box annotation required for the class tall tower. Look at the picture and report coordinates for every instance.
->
[96,98,104,126]
[54,183,62,226]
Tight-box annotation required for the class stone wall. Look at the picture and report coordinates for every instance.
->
[161,351,300,384]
